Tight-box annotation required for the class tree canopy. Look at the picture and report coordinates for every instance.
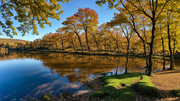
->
[0,0,70,38]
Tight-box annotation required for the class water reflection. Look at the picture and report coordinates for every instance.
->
[0,52,179,101]
[0,52,176,83]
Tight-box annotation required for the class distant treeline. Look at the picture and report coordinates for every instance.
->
[0,35,180,58]
[0,38,44,51]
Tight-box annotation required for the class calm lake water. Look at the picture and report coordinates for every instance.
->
[0,52,180,101]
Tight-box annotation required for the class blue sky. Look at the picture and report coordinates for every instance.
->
[0,0,118,41]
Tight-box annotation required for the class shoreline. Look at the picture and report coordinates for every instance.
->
[7,50,180,60]
[34,69,180,101]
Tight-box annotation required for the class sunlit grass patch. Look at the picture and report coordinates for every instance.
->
[118,86,136,101]
[90,73,143,100]
[134,75,159,97]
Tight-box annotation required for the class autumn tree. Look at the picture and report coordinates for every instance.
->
[97,23,110,53]
[62,15,84,53]
[74,8,99,55]
[108,12,134,73]
[56,28,66,51]
[42,32,55,49]
[139,15,151,68]
[163,1,180,70]
[106,24,122,55]
[87,27,99,53]
[0,0,70,37]
[96,0,172,75]
[156,23,167,70]
[51,33,61,50]
[63,29,77,52]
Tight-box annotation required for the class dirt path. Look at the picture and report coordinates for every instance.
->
[150,69,180,101]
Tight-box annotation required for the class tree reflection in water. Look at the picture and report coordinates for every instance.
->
[0,52,174,83]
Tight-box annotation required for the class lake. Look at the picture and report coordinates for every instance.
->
[0,52,179,101]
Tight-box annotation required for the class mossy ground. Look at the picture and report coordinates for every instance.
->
[90,73,159,101]
[134,75,159,97]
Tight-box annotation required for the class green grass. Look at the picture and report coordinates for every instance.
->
[90,73,160,100]
[118,86,136,101]
[90,73,143,101]
[134,75,159,97]
[172,89,180,96]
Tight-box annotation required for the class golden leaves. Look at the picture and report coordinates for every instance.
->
[0,0,70,37]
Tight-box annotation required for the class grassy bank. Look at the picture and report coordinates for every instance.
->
[33,70,180,101]
[134,75,159,96]
[90,73,159,101]
[38,73,160,101]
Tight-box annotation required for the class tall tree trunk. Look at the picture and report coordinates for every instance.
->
[172,24,177,69]
[125,38,130,74]
[147,20,155,76]
[148,43,153,75]
[167,21,174,70]
[74,31,84,53]
[143,41,149,68]
[85,27,91,55]
[172,39,175,68]
[161,36,166,70]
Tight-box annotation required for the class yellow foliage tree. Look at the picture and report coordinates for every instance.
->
[0,0,70,37]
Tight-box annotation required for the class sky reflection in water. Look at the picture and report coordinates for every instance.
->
[0,58,86,101]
